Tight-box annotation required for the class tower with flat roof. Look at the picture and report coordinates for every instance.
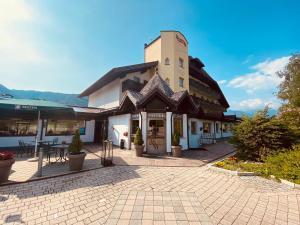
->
[144,31,189,92]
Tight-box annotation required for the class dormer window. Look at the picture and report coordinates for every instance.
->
[164,57,170,65]
[179,57,184,68]
[165,78,170,85]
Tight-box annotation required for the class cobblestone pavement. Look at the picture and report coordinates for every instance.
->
[86,141,235,167]
[1,166,300,225]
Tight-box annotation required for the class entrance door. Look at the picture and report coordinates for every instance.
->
[94,121,104,143]
[147,119,166,155]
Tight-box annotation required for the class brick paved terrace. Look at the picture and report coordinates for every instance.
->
[3,141,235,184]
[86,140,235,167]
[1,165,300,225]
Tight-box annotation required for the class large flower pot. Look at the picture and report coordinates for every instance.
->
[68,152,86,171]
[134,145,144,157]
[172,146,182,157]
[0,158,15,183]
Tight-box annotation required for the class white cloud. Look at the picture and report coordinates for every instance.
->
[242,54,254,65]
[217,80,227,85]
[228,56,290,93]
[0,0,45,63]
[231,97,281,110]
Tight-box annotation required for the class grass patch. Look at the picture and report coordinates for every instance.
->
[214,157,265,173]
[214,147,300,185]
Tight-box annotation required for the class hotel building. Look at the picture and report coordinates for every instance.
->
[0,31,235,154]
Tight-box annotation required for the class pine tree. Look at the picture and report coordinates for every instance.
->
[68,130,83,154]
[231,107,295,161]
[134,128,143,145]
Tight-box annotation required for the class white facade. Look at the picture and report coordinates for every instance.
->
[88,79,121,109]
[108,114,131,149]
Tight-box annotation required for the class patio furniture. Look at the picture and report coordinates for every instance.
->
[18,140,26,157]
[18,140,34,157]
[41,143,56,164]
[52,138,59,145]
[52,144,69,163]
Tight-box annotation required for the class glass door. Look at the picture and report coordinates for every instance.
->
[147,119,166,155]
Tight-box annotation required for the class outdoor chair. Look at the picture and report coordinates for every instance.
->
[41,143,56,163]
[17,140,34,157]
[17,140,26,157]
[52,137,59,145]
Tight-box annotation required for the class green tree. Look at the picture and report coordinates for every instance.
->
[277,54,300,137]
[231,108,295,161]
[68,130,83,154]
[134,128,144,145]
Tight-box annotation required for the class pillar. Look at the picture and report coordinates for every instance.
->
[166,112,172,153]
[182,114,188,150]
[141,111,147,152]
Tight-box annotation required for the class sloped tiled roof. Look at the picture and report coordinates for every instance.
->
[120,73,198,114]
[79,61,158,97]
[140,73,174,97]
[171,91,187,102]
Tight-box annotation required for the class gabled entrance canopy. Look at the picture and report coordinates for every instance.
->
[119,73,198,114]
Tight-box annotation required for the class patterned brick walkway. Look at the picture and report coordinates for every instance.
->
[1,166,299,225]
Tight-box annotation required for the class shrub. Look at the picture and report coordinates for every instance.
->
[134,128,143,145]
[68,130,83,154]
[263,144,300,184]
[172,132,180,146]
[230,108,296,161]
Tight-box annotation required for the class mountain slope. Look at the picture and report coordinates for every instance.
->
[0,84,88,107]
[225,108,277,117]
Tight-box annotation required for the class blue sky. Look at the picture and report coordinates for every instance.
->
[0,0,299,110]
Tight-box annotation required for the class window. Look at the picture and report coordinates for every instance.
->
[133,76,140,83]
[165,78,170,85]
[179,77,184,88]
[131,120,139,134]
[191,121,197,135]
[222,123,229,133]
[174,118,183,137]
[215,123,219,133]
[203,122,211,134]
[164,57,170,65]
[0,119,37,136]
[179,57,184,68]
[46,120,86,136]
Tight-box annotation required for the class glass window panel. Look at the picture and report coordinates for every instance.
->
[0,119,37,136]
[46,120,85,136]
[216,123,219,133]
[179,77,184,88]
[131,120,139,134]
[203,122,211,133]
[191,121,197,134]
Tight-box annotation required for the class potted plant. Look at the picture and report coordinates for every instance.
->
[133,128,144,157]
[0,151,15,183]
[68,130,86,171]
[171,132,182,157]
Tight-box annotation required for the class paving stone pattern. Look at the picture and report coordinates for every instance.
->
[0,166,300,225]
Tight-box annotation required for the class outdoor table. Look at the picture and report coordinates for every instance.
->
[51,144,69,163]
[32,140,52,145]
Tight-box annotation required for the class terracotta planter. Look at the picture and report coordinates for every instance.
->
[0,158,15,183]
[68,152,86,171]
[134,145,144,157]
[172,146,182,157]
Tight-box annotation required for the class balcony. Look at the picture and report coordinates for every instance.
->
[121,79,145,93]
